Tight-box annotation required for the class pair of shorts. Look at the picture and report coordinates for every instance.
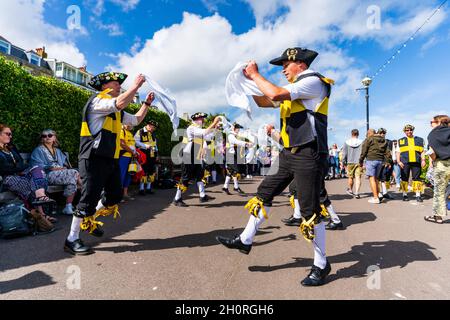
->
[365,160,383,177]
[347,163,362,178]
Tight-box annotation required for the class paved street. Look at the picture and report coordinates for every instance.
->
[1,177,449,300]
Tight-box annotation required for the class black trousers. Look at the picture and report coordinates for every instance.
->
[181,163,204,186]
[288,156,331,207]
[77,155,122,216]
[378,165,393,183]
[257,144,327,219]
[142,152,157,176]
[400,162,421,182]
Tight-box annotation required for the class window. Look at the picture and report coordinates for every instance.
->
[0,40,10,54]
[56,63,62,71]
[30,54,40,66]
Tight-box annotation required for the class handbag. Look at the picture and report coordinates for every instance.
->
[0,201,34,239]
[128,157,139,175]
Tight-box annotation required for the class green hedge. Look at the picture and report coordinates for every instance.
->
[0,56,188,163]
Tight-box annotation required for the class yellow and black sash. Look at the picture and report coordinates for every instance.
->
[279,73,334,153]
[398,136,424,163]
[79,89,123,160]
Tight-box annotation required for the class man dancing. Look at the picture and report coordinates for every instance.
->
[64,72,154,255]
[217,47,335,286]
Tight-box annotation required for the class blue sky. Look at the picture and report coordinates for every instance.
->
[1,0,449,145]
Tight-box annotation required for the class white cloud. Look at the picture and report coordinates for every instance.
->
[109,0,446,135]
[0,0,87,66]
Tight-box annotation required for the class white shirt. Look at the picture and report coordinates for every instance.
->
[182,124,214,154]
[283,69,328,137]
[227,132,247,154]
[88,97,138,136]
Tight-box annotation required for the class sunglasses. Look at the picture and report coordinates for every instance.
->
[2,132,12,137]
[430,121,438,125]
[41,134,54,138]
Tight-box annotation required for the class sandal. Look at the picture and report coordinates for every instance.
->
[32,196,56,206]
[424,215,444,224]
[44,214,58,223]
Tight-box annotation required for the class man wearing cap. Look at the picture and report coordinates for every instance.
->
[135,120,159,195]
[216,47,335,286]
[396,124,426,202]
[173,113,221,207]
[377,128,394,200]
[64,72,154,255]
[223,123,252,195]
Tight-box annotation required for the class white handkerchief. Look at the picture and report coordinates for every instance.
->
[225,62,264,119]
[144,75,179,130]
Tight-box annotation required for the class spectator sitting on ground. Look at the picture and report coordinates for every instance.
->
[359,129,391,204]
[0,124,56,230]
[31,129,81,215]
[424,115,450,224]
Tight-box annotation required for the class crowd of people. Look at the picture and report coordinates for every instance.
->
[1,46,449,289]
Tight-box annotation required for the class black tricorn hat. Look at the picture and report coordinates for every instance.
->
[270,47,319,66]
[233,123,244,129]
[88,72,128,91]
[191,112,208,120]
[147,120,159,128]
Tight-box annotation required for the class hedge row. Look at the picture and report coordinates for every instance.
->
[0,56,188,163]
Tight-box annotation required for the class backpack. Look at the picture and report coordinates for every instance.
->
[0,201,34,239]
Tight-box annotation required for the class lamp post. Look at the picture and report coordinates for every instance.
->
[356,76,372,132]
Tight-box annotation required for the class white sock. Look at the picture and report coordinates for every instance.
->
[67,216,83,242]
[381,183,387,195]
[293,199,301,219]
[223,176,230,189]
[96,200,104,211]
[327,204,341,224]
[403,192,408,196]
[313,222,327,269]
[240,207,270,245]
[212,170,217,182]
[139,182,145,191]
[197,181,206,198]
[175,189,182,201]
[66,203,73,209]
[233,177,239,189]
[416,191,421,197]
[146,182,151,190]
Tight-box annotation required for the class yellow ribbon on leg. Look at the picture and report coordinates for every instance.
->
[299,213,318,243]
[244,197,268,219]
[289,195,295,209]
[95,204,120,220]
[80,216,104,234]
[176,182,188,193]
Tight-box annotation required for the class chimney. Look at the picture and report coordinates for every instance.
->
[35,46,47,59]
[78,66,87,73]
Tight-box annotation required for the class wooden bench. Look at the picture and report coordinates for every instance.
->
[0,152,70,204]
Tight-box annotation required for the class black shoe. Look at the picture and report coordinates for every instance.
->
[234,187,245,194]
[222,187,232,195]
[173,199,188,207]
[326,221,344,230]
[382,193,394,200]
[64,239,93,255]
[403,195,409,202]
[139,190,146,196]
[89,226,104,238]
[301,260,331,287]
[146,189,154,195]
[282,215,302,226]
[200,195,215,203]
[355,194,361,199]
[416,196,423,203]
[378,197,384,203]
[216,235,252,255]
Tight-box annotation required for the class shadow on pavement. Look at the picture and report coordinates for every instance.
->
[339,211,377,229]
[0,271,56,294]
[93,228,245,253]
[248,240,439,283]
